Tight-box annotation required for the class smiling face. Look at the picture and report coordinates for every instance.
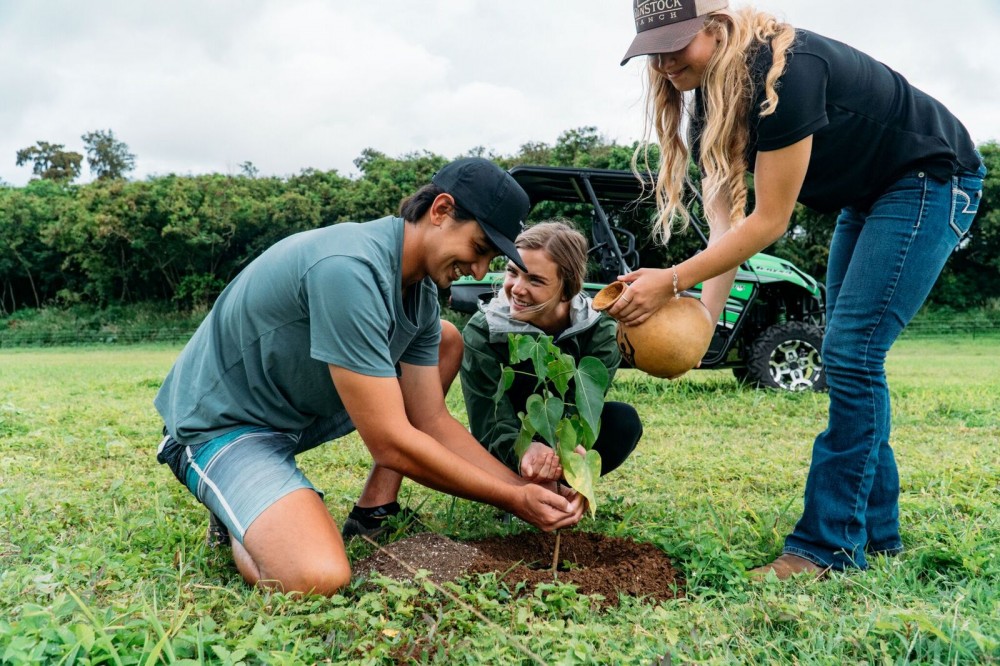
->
[503,247,570,332]
[427,215,498,290]
[649,27,719,92]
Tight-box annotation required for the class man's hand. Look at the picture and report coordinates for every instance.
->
[519,441,563,483]
[512,484,584,532]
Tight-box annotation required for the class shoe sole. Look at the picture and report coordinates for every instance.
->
[206,513,231,549]
[341,517,391,540]
[341,510,423,540]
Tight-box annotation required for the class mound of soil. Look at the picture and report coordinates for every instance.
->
[353,532,482,585]
[354,531,684,607]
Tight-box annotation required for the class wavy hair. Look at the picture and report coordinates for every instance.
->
[633,7,795,245]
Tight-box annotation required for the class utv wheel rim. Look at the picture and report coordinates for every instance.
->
[768,339,823,391]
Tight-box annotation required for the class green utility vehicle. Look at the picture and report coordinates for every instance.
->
[448,166,827,391]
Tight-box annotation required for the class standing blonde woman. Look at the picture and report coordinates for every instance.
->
[614,1,985,578]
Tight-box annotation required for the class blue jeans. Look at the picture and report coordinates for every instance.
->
[783,160,986,570]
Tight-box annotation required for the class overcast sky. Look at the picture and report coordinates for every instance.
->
[2,0,997,186]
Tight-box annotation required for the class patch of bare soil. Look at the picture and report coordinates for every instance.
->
[353,532,482,585]
[354,531,684,607]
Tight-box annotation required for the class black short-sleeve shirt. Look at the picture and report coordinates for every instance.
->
[691,30,979,212]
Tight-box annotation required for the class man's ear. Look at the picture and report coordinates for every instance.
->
[429,193,455,227]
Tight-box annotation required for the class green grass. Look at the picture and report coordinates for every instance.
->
[0,339,997,664]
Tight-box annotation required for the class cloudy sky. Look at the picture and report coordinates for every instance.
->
[2,0,997,186]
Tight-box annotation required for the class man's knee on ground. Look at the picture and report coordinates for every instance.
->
[258,560,352,597]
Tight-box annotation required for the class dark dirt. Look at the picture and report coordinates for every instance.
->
[354,531,684,607]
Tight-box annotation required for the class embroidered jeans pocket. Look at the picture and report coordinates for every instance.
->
[949,167,985,240]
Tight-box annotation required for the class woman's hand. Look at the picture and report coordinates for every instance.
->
[607,267,676,326]
[520,441,563,483]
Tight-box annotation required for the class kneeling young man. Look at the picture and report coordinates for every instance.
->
[155,158,584,595]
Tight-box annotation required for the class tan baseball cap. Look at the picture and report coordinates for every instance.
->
[621,0,729,65]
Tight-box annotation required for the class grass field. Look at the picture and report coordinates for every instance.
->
[1,339,997,664]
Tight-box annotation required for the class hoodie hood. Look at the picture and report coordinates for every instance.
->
[483,290,606,344]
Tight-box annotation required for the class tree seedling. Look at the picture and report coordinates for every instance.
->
[495,333,609,577]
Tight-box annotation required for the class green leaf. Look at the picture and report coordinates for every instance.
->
[572,414,599,449]
[517,335,552,386]
[73,623,95,651]
[508,334,519,364]
[546,353,574,397]
[511,334,532,361]
[526,394,561,445]
[560,447,601,519]
[554,418,577,458]
[514,421,536,460]
[493,366,515,404]
[574,356,608,435]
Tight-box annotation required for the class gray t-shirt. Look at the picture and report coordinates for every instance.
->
[154,216,441,445]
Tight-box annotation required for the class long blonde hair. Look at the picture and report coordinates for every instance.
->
[633,7,795,245]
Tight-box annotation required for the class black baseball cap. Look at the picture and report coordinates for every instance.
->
[432,158,529,271]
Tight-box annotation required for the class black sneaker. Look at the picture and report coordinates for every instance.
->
[341,502,420,539]
[206,511,231,549]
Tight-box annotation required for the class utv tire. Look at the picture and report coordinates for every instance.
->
[746,322,826,391]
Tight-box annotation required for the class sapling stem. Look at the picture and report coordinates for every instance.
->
[551,530,562,579]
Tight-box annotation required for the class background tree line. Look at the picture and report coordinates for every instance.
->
[1,128,997,315]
